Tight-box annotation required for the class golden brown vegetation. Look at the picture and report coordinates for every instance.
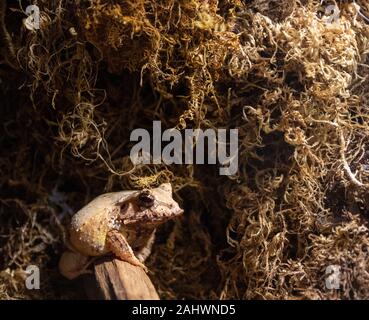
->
[1,0,369,299]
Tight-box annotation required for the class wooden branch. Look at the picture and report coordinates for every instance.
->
[83,257,159,300]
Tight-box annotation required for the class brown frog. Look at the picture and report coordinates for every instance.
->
[59,183,183,279]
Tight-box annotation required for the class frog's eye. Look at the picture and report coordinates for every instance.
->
[119,202,129,212]
[138,190,155,208]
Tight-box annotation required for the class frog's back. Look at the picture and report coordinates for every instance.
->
[69,191,133,256]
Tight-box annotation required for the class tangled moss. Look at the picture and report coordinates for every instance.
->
[1,0,369,299]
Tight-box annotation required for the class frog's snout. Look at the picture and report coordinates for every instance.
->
[171,203,184,216]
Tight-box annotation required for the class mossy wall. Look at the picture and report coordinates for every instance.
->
[1,0,369,299]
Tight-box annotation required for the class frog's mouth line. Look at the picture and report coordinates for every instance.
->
[122,206,184,225]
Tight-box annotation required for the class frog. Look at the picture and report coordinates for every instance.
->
[59,183,183,280]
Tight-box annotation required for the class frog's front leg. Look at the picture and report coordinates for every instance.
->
[106,230,148,272]
[135,230,156,262]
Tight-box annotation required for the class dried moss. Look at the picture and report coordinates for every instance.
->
[1,0,369,299]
